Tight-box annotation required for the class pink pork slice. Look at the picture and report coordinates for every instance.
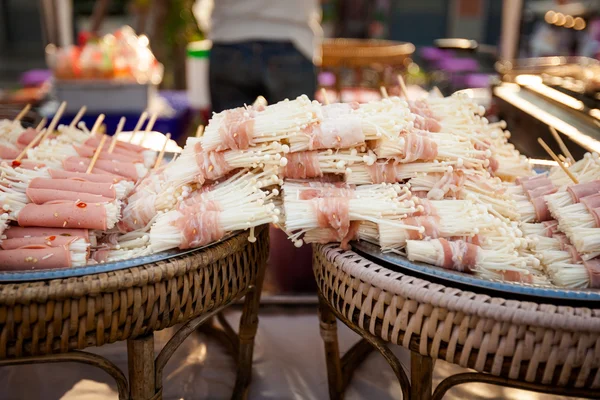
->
[584,258,600,288]
[0,144,19,159]
[567,180,600,203]
[26,188,112,204]
[85,135,147,153]
[16,128,39,147]
[0,245,72,270]
[1,160,46,170]
[29,177,116,198]
[48,169,124,183]
[63,157,139,180]
[17,201,108,230]
[74,144,143,163]
[1,235,78,250]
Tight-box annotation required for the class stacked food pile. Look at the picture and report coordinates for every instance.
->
[0,105,158,269]
[0,92,598,290]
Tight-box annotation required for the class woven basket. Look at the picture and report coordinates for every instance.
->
[321,39,415,68]
[313,244,600,390]
[0,226,269,359]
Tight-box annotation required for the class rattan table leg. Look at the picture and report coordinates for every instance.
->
[318,295,344,400]
[0,351,129,399]
[411,351,433,400]
[232,254,267,400]
[128,334,156,400]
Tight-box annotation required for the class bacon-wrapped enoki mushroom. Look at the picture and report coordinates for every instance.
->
[415,94,532,181]
[407,167,519,221]
[548,152,600,188]
[287,98,414,152]
[346,160,454,185]
[282,181,419,248]
[119,168,279,233]
[149,184,278,253]
[374,200,499,251]
[406,238,545,284]
[162,137,285,188]
[551,193,600,235]
[201,95,317,152]
[546,179,600,220]
[372,130,490,168]
[279,148,376,179]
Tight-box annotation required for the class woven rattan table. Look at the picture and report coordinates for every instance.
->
[0,225,269,400]
[313,243,600,399]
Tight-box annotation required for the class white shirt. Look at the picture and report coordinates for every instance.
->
[207,0,322,63]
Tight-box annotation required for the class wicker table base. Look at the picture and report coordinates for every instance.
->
[0,226,269,400]
[313,244,600,400]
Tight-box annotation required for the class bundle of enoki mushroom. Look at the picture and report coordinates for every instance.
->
[408,96,533,180]
[515,149,600,288]
[149,168,279,254]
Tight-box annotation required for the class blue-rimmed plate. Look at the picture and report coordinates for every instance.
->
[0,232,236,283]
[352,240,600,304]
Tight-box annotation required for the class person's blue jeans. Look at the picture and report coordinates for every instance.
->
[209,41,317,113]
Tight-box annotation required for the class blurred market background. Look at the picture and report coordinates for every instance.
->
[2,0,599,134]
[2,0,600,294]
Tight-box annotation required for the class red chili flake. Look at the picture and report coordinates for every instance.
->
[47,235,56,241]
[77,202,87,208]
[11,160,21,167]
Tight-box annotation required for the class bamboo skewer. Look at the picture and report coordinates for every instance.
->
[321,88,330,105]
[69,106,87,128]
[108,117,126,154]
[13,104,31,122]
[153,133,171,170]
[87,135,108,174]
[538,138,578,184]
[40,101,66,141]
[89,114,105,137]
[35,117,47,131]
[139,113,158,146]
[14,129,47,163]
[397,74,409,100]
[129,111,148,143]
[195,125,204,138]
[549,126,575,165]
[380,86,389,99]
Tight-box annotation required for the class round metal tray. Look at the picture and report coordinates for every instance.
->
[0,233,235,283]
[352,241,600,304]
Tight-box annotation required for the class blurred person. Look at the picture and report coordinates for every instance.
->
[206,0,323,293]
[207,0,322,111]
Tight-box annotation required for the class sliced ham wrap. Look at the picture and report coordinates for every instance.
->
[26,188,113,204]
[0,245,73,270]
[63,157,145,180]
[3,226,90,241]
[48,169,124,183]
[17,201,115,230]
[29,177,117,198]
[74,144,144,163]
